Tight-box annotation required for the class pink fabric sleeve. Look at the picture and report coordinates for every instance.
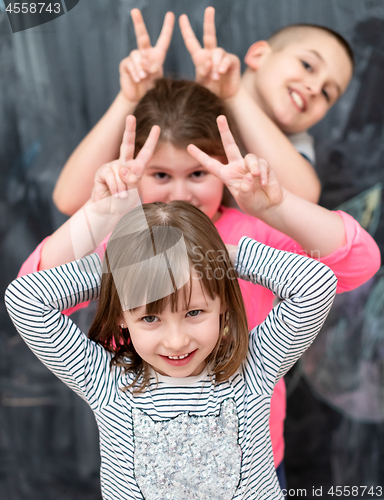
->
[17,236,109,316]
[320,211,381,293]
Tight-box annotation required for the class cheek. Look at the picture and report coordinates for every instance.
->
[128,330,154,359]
[197,179,224,207]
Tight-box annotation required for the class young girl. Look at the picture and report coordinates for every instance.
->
[18,79,380,488]
[7,198,338,500]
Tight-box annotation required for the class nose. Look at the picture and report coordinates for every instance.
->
[168,180,193,202]
[162,326,190,353]
[305,78,322,95]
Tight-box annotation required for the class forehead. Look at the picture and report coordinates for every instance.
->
[285,30,352,88]
[146,142,200,171]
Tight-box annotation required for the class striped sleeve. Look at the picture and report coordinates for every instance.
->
[235,237,337,393]
[4,255,116,409]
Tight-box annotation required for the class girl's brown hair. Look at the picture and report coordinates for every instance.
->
[88,201,249,393]
[133,78,239,157]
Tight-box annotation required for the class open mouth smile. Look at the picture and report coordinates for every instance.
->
[289,88,306,111]
[160,350,197,366]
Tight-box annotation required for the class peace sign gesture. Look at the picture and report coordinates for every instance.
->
[119,9,175,103]
[91,115,160,214]
[187,116,284,217]
[179,7,241,100]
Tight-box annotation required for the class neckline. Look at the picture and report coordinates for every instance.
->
[149,366,211,386]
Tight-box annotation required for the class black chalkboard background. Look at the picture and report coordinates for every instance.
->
[1,1,383,498]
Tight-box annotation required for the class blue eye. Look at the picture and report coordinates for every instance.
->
[186,310,202,317]
[142,316,158,323]
[301,60,312,71]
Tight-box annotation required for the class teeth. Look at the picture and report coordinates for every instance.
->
[290,90,304,110]
[168,353,189,360]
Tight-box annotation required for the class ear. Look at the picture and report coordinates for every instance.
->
[244,41,272,70]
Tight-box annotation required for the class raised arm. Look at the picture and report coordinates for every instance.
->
[188,115,343,257]
[5,251,109,406]
[53,9,174,215]
[180,7,321,202]
[235,236,337,389]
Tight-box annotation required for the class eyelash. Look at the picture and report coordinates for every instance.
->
[186,309,203,317]
[153,171,206,181]
[322,89,330,102]
[142,316,159,324]
[141,310,203,323]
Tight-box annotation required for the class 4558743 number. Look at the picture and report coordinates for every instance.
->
[6,3,62,14]
[328,485,383,497]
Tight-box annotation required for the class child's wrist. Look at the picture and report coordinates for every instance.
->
[254,188,288,223]
[116,90,139,109]
[223,86,244,106]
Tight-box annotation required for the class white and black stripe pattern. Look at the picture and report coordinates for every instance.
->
[5,238,337,500]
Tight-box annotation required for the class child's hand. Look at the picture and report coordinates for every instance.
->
[119,9,175,103]
[187,116,284,217]
[91,115,160,214]
[179,7,241,100]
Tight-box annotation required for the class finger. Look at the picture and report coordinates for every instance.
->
[120,116,136,164]
[216,115,243,163]
[125,54,141,83]
[239,172,255,195]
[130,50,147,79]
[101,167,120,198]
[131,8,152,50]
[179,14,202,55]
[155,11,175,53]
[244,154,261,179]
[135,125,161,165]
[211,47,226,80]
[187,144,223,179]
[196,58,212,81]
[218,54,232,75]
[203,7,217,49]
[219,53,241,75]
[258,158,269,186]
[114,165,129,198]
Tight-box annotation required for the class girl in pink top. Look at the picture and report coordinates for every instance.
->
[18,79,381,489]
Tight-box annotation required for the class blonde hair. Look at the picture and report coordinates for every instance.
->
[88,201,249,393]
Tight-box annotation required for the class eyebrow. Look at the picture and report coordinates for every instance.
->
[308,49,342,97]
[146,164,206,173]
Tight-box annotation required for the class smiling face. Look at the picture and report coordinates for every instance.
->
[139,142,225,222]
[122,273,222,378]
[243,29,353,134]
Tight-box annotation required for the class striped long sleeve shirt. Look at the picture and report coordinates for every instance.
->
[5,237,337,500]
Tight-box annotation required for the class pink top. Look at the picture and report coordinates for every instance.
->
[17,207,381,467]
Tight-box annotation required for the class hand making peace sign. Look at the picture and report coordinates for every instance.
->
[179,7,241,100]
[91,116,160,215]
[187,116,284,217]
[119,9,175,103]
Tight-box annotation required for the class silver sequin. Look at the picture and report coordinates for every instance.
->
[132,399,241,499]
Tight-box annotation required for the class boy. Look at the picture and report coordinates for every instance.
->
[178,7,354,202]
